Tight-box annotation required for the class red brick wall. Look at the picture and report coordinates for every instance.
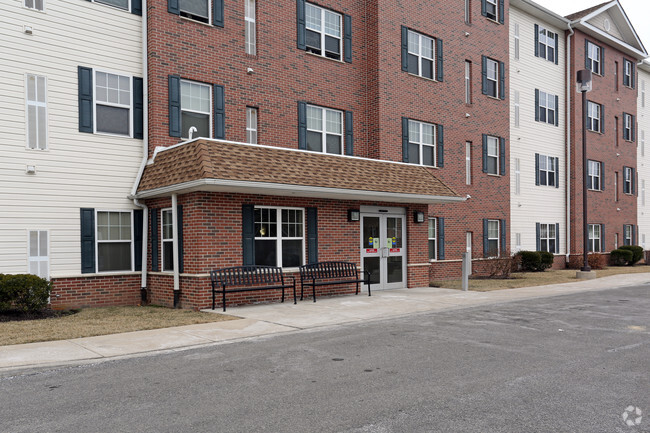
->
[568,30,638,255]
[50,274,141,310]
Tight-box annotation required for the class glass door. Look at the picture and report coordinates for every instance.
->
[361,213,407,290]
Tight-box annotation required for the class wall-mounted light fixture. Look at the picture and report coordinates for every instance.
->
[413,211,425,223]
[348,209,360,222]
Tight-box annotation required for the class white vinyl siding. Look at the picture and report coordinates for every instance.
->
[640,69,650,245]
[25,74,47,150]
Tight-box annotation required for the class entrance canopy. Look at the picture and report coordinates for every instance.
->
[136,139,463,204]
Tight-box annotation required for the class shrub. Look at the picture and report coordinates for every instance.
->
[619,245,644,265]
[610,249,633,266]
[0,274,51,313]
[567,253,607,270]
[516,251,542,272]
[484,252,514,279]
[539,251,555,270]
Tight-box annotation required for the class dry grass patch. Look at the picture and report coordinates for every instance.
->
[431,266,650,292]
[0,306,237,346]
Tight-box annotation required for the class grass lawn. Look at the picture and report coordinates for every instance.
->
[431,265,650,292]
[0,306,237,346]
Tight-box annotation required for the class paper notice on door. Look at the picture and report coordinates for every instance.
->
[386,238,392,248]
[373,238,380,249]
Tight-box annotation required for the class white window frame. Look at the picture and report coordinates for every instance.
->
[408,119,437,167]
[246,106,258,144]
[623,113,632,141]
[539,223,557,253]
[24,0,45,11]
[537,90,556,125]
[180,79,212,140]
[587,41,601,75]
[407,30,436,80]
[587,160,601,191]
[624,224,632,246]
[93,0,130,11]
[486,135,499,175]
[25,74,48,150]
[464,0,471,24]
[245,0,256,55]
[537,26,556,62]
[588,224,601,252]
[485,0,497,21]
[486,58,498,98]
[306,104,344,155]
[623,166,633,194]
[94,69,133,137]
[465,61,472,104]
[305,2,342,61]
[95,210,134,273]
[27,230,49,279]
[466,142,472,185]
[254,206,305,268]
[161,208,174,272]
[428,218,437,261]
[179,0,210,23]
[487,219,500,257]
[587,101,601,132]
[623,59,632,87]
[538,154,556,187]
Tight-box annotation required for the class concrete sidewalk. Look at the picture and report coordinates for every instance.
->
[1,273,649,374]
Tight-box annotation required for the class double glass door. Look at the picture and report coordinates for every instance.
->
[361,214,406,290]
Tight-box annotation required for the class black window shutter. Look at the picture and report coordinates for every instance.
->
[133,77,144,139]
[177,205,184,273]
[534,89,539,121]
[437,124,444,168]
[168,75,181,137]
[438,217,445,260]
[481,0,487,17]
[623,224,628,245]
[131,0,142,15]
[213,0,224,27]
[78,66,93,133]
[482,219,489,257]
[134,209,143,271]
[632,225,636,246]
[151,208,159,272]
[601,162,605,190]
[632,168,637,195]
[168,0,179,15]
[534,24,539,57]
[307,207,318,264]
[601,224,605,252]
[296,0,306,50]
[242,204,255,266]
[554,95,559,126]
[536,223,541,251]
[601,104,605,134]
[80,208,95,274]
[482,134,488,172]
[632,63,636,88]
[499,137,506,175]
[345,111,354,156]
[481,56,488,95]
[554,32,559,64]
[554,157,559,188]
[401,26,408,72]
[214,84,225,139]
[500,219,506,254]
[600,45,605,76]
[535,153,540,185]
[298,102,307,149]
[436,38,443,82]
[584,39,590,70]
[499,61,505,100]
[402,117,409,163]
[344,14,352,63]
[632,115,636,142]
[498,0,504,24]
[555,223,560,253]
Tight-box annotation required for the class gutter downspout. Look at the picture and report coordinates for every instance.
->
[566,23,574,263]
[172,193,181,308]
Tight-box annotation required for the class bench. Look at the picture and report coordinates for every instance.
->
[298,261,371,302]
[210,266,296,311]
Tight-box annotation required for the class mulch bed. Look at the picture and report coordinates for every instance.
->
[0,309,78,322]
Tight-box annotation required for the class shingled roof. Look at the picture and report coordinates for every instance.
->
[565,1,612,21]
[136,139,462,204]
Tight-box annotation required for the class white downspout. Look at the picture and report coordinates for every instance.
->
[171,194,180,299]
[566,23,574,262]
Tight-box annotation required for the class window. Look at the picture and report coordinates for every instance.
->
[587,160,601,190]
[485,135,499,175]
[485,57,498,98]
[95,71,131,136]
[428,218,437,260]
[96,211,132,272]
[623,166,634,194]
[24,0,44,11]
[624,224,632,246]
[161,209,174,272]
[615,171,619,201]
[254,207,304,267]
[26,74,47,150]
[615,116,619,146]
[180,0,209,23]
[486,219,499,257]
[586,41,602,75]
[623,59,634,88]
[587,101,601,132]
[28,230,49,279]
[536,154,557,187]
[407,30,436,80]
[465,61,472,104]
[94,0,128,10]
[536,26,556,62]
[485,0,497,21]
[588,224,601,252]
[536,90,556,125]
[623,113,634,141]
[306,105,343,154]
[538,223,557,253]
[181,80,211,139]
[515,233,521,252]
[245,0,256,55]
[465,0,471,24]
[514,23,519,60]
[246,107,258,144]
[305,3,342,61]
[615,61,619,92]
[407,119,436,166]
[514,90,520,127]
[466,142,472,185]
[515,158,520,195]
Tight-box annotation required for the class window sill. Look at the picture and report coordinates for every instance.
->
[486,95,503,101]
[487,173,501,177]
[587,188,603,192]
[406,72,438,83]
[93,131,135,139]
[485,17,501,25]
[304,50,345,64]
[179,15,214,28]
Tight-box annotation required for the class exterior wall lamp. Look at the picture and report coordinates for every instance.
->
[348,209,360,222]
[413,211,425,223]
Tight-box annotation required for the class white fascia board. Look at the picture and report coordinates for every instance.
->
[513,0,570,28]
[578,22,648,59]
[135,178,466,205]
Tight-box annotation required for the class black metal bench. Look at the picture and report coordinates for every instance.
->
[210,266,296,311]
[298,261,371,302]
